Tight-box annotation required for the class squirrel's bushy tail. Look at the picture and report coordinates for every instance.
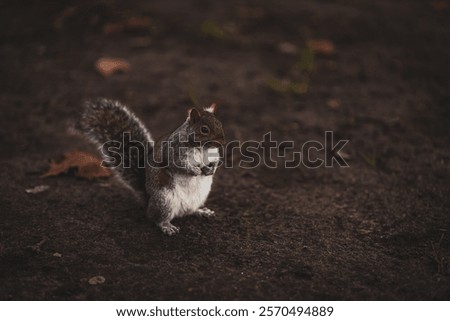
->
[79,99,153,194]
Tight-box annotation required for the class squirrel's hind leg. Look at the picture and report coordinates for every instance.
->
[158,221,180,236]
[146,197,180,236]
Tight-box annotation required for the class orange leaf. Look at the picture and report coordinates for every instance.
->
[42,151,111,180]
[95,57,131,77]
[327,98,340,110]
[307,39,335,56]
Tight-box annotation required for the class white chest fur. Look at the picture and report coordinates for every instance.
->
[165,173,213,218]
[161,146,219,220]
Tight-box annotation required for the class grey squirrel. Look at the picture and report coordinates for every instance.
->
[79,99,225,235]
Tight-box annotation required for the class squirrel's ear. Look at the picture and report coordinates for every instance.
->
[204,103,217,113]
[188,108,201,123]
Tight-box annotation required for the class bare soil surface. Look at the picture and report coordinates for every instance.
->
[1,0,449,300]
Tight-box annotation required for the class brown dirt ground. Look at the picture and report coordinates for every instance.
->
[0,0,449,300]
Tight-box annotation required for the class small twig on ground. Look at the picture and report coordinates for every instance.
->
[431,230,447,275]
[28,237,48,252]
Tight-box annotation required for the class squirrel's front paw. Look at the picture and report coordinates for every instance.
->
[159,222,180,236]
[183,165,202,176]
[190,166,202,176]
[195,207,215,217]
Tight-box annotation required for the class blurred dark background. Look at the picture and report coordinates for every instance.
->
[0,0,449,300]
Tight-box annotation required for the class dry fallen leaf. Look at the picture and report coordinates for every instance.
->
[95,57,131,77]
[25,185,50,194]
[327,98,340,110]
[88,276,106,285]
[307,39,335,56]
[42,150,111,180]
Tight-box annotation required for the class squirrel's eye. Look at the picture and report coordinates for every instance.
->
[200,125,210,135]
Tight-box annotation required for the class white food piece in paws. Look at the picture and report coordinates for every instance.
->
[205,147,220,164]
